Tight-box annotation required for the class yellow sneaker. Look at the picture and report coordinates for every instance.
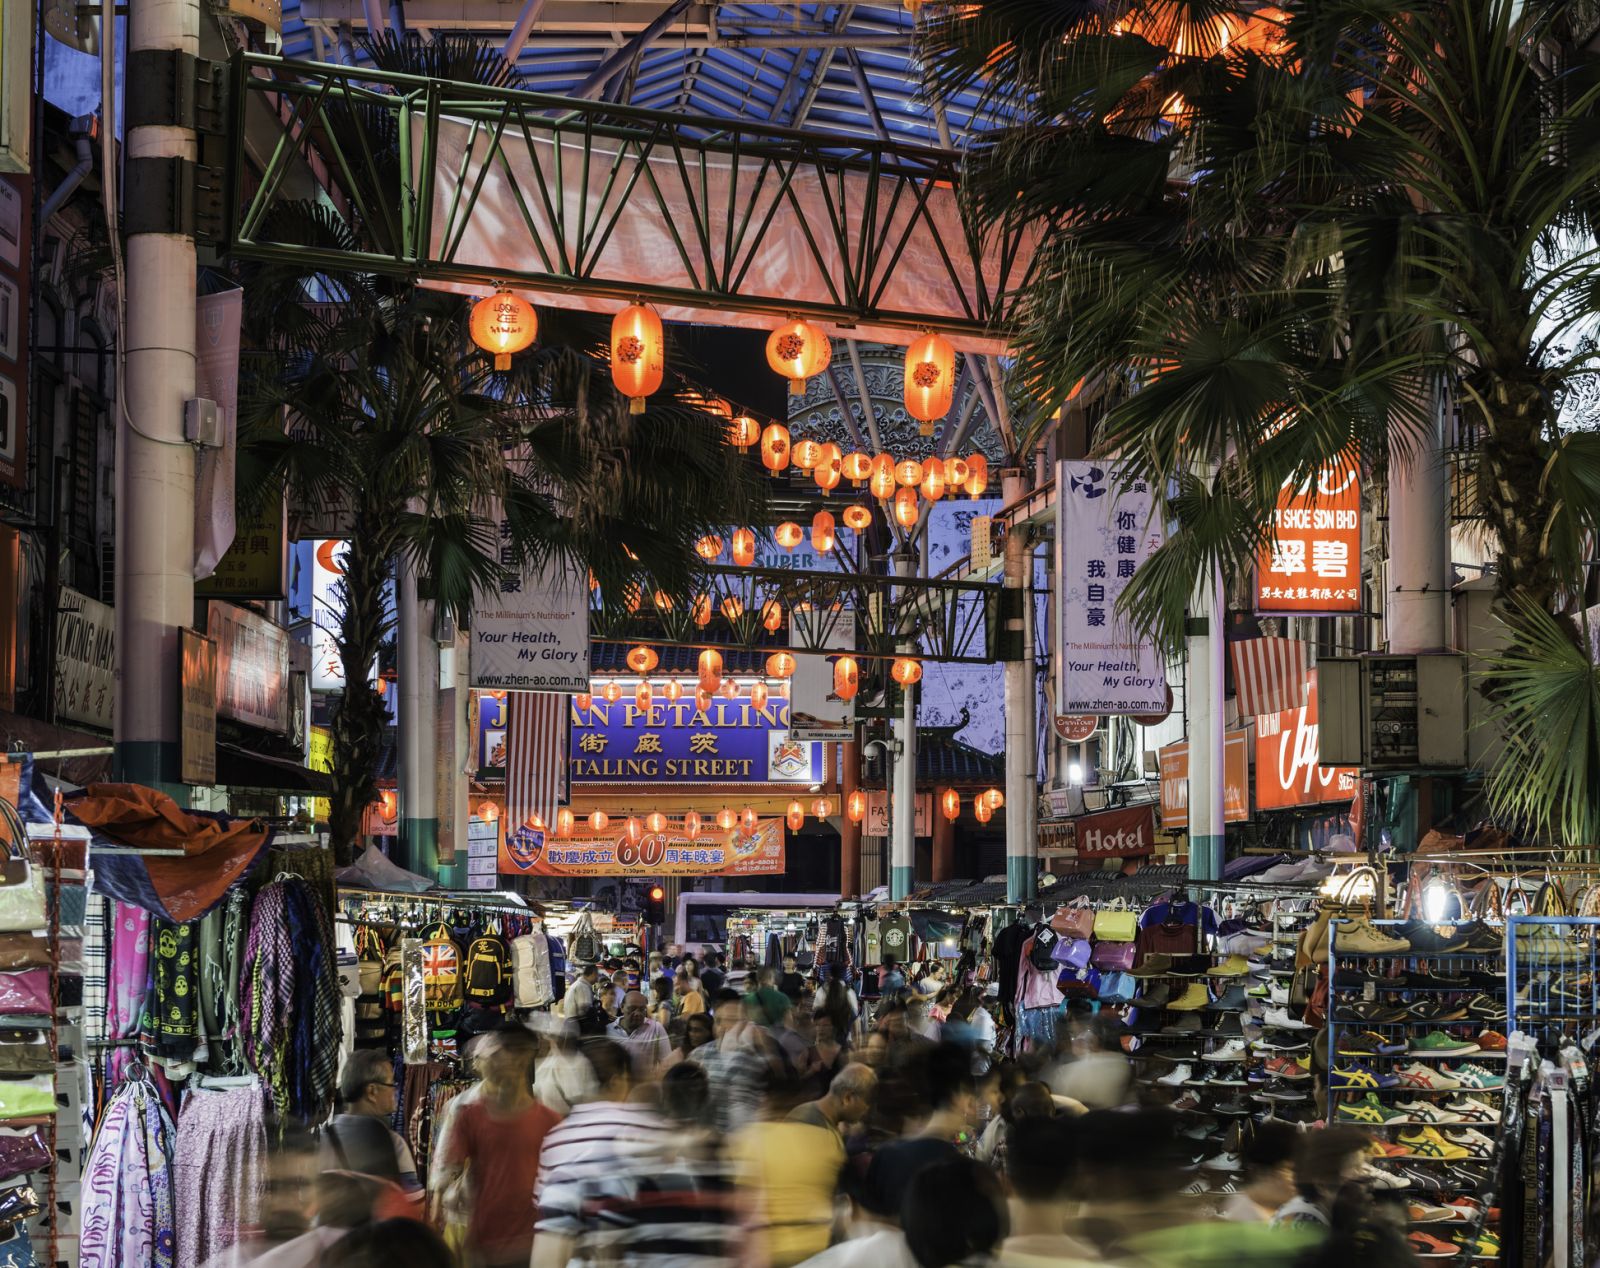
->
[1398,1126,1470,1160]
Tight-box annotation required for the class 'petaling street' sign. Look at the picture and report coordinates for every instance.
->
[569,696,823,784]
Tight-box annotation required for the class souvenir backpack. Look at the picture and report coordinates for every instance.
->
[419,921,464,1018]
[463,927,512,1011]
[511,928,554,1008]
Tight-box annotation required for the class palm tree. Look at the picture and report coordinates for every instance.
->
[922,0,1600,841]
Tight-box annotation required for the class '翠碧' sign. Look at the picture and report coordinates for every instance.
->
[1257,456,1361,614]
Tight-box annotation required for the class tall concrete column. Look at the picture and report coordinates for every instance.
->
[840,738,862,898]
[890,556,918,899]
[1387,399,1450,652]
[1003,472,1037,902]
[116,0,199,792]
[932,802,955,882]
[1186,562,1226,881]
[397,562,439,873]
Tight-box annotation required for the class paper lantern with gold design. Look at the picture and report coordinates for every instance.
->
[891,655,923,685]
[610,303,664,413]
[774,521,804,549]
[833,655,860,701]
[760,424,791,474]
[964,453,989,498]
[786,800,805,831]
[653,589,673,611]
[893,486,920,529]
[974,798,993,824]
[663,679,684,703]
[940,788,961,821]
[695,687,714,711]
[716,808,737,831]
[624,816,644,844]
[589,810,610,833]
[690,594,714,628]
[812,797,834,820]
[792,438,823,472]
[811,510,836,553]
[626,645,659,675]
[720,596,745,621]
[946,456,969,487]
[574,692,592,713]
[698,648,724,694]
[731,528,756,566]
[847,790,867,823]
[633,681,652,711]
[695,534,723,560]
[895,458,924,487]
[760,599,784,632]
[869,453,897,500]
[721,678,742,700]
[765,651,797,679]
[556,808,575,838]
[750,680,770,710]
[646,811,668,834]
[983,787,1005,811]
[814,444,843,494]
[766,319,831,395]
[684,811,702,839]
[729,414,760,451]
[741,806,760,833]
[904,332,955,428]
[842,504,872,532]
[601,680,624,703]
[471,290,537,371]
[843,452,873,486]
[920,457,947,502]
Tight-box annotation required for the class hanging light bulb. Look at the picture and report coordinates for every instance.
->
[814,443,843,495]
[760,424,792,474]
[984,787,1005,810]
[946,456,969,487]
[893,486,920,529]
[741,806,760,833]
[691,594,713,627]
[766,318,832,395]
[626,645,660,675]
[833,655,860,701]
[556,808,575,837]
[470,289,538,371]
[787,800,805,831]
[842,504,872,532]
[601,680,624,703]
[843,452,873,486]
[634,680,653,711]
[792,438,823,472]
[760,599,784,632]
[610,302,665,413]
[624,815,644,844]
[766,651,797,679]
[869,453,897,500]
[812,510,836,553]
[646,811,668,835]
[698,648,724,694]
[589,810,610,833]
[721,678,741,700]
[716,807,737,832]
[663,678,684,703]
[684,811,702,839]
[574,692,593,713]
[847,789,868,823]
[941,788,961,821]
[812,797,834,819]
[729,414,760,451]
[721,596,745,621]
[695,535,724,560]
[891,656,923,685]
[920,457,947,502]
[964,453,989,498]
[750,680,770,710]
[774,521,804,549]
[731,528,756,566]
[904,332,956,431]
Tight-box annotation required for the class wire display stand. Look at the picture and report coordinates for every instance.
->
[1504,915,1600,1038]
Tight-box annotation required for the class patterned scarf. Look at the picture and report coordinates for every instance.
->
[79,1080,176,1268]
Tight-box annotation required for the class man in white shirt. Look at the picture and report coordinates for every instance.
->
[561,963,600,1021]
[607,989,670,1075]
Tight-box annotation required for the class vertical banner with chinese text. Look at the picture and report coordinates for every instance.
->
[469,510,589,692]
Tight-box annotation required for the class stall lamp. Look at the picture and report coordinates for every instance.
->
[1421,877,1452,924]
[1068,761,1084,785]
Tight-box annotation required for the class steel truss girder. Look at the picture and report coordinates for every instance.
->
[224,53,1032,341]
[589,563,1002,664]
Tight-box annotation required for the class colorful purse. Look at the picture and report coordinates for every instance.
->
[0,1079,52,1122]
[1091,940,1138,971]
[1052,898,1096,941]
[1093,900,1138,942]
[0,843,43,937]
[1051,938,1092,970]
[0,1127,48,1183]
[0,976,46,1019]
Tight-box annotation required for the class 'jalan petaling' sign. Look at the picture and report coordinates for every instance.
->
[1255,670,1358,809]
[569,696,822,784]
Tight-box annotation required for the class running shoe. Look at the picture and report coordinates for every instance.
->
[1441,1128,1496,1159]
[1401,923,1473,954]
[1395,1062,1462,1091]
[1338,919,1412,953]
[1411,998,1470,1022]
[1411,1031,1482,1057]
[1455,1229,1501,1259]
[1254,1079,1310,1103]
[1346,1001,1410,1024]
[1409,1231,1458,1258]
[1394,1099,1464,1125]
[1398,1127,1471,1160]
[1251,1034,1312,1053]
[1444,1062,1505,1090]
[1339,1031,1407,1057]
[1441,1096,1501,1125]
[1338,1092,1409,1125]
[1171,1091,1205,1113]
[1476,1030,1508,1052]
[1261,1006,1312,1030]
[1202,1152,1243,1172]
[1464,994,1506,1022]
[1332,1062,1400,1089]
[1202,1039,1249,1063]
[1359,1163,1411,1191]
[1264,1055,1313,1080]
[1409,1202,1462,1223]
[1157,1063,1194,1087]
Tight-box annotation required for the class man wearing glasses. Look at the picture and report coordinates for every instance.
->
[322,1048,419,1189]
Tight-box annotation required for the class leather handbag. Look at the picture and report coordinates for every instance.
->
[0,941,45,974]
[0,975,47,1018]
[0,1128,48,1184]
[1093,900,1138,942]
[0,1035,49,1077]
[1051,898,1095,941]
[0,845,42,936]
[1091,940,1138,971]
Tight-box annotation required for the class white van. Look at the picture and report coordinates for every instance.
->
[674,891,839,956]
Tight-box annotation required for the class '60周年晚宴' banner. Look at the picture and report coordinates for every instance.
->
[499,818,786,877]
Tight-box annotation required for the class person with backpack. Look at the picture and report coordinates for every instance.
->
[321,1050,418,1190]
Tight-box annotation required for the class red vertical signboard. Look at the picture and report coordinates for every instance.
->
[1256,456,1361,614]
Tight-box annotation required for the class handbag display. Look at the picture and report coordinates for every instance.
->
[0,1128,48,1184]
[0,939,45,974]
[1051,898,1095,941]
[0,976,46,1019]
[0,1078,52,1122]
[0,845,43,936]
[1098,971,1136,1003]
[1028,926,1061,970]
[1093,900,1138,942]
[1050,938,1092,970]
[1091,940,1138,971]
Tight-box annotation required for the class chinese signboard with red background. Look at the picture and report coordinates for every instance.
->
[1256,457,1361,614]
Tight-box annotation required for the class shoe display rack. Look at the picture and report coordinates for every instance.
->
[1327,916,1509,1262]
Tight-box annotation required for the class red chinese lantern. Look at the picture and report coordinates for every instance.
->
[893,486,920,528]
[946,456,970,487]
[626,645,659,675]
[774,521,804,549]
[556,808,575,837]
[766,651,797,679]
[760,424,792,474]
[663,679,684,702]
[920,457,947,502]
[684,811,702,839]
[760,599,784,632]
[940,788,961,821]
[624,816,644,844]
[574,692,593,713]
[814,444,843,495]
[653,589,673,611]
[695,687,714,711]
[983,787,1004,810]
[633,681,652,711]
[589,810,610,832]
[812,511,836,553]
[695,535,723,560]
[766,319,831,395]
[786,800,805,831]
[842,504,872,532]
[964,453,989,498]
[895,458,924,487]
[691,594,713,627]
[741,806,760,833]
[792,438,823,472]
[601,680,624,703]
[731,528,756,566]
[847,789,867,823]
[833,655,860,701]
[750,680,770,710]
[721,678,742,700]
[720,596,745,621]
[610,302,664,413]
[904,332,956,429]
[843,452,873,486]
[470,290,537,370]
[812,797,834,819]
[891,656,923,685]
[716,807,737,831]
[974,799,993,824]
[869,453,897,500]
[698,648,723,694]
[729,414,760,451]
[646,811,668,834]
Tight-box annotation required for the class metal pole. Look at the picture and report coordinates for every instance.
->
[890,553,917,900]
[501,0,551,63]
[116,0,199,795]
[1003,469,1036,902]
[1387,393,1450,651]
[397,561,440,874]
[840,737,862,897]
[1186,561,1226,881]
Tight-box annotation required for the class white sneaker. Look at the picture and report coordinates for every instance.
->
[1359,1163,1410,1190]
[1395,1099,1463,1124]
[1262,1007,1311,1030]
[1268,982,1290,1005]
[1202,1152,1242,1172]
[1158,1063,1194,1087]
[1202,1040,1248,1063]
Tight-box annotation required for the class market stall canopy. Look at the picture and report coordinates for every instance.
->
[335,842,439,893]
[216,743,334,795]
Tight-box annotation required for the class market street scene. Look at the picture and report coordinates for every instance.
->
[0,0,1595,1264]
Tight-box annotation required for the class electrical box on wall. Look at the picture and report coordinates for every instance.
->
[1317,654,1469,770]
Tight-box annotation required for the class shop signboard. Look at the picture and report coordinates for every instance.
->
[569,695,823,784]
[1056,461,1167,714]
[1157,732,1250,828]
[864,791,932,838]
[1054,715,1098,743]
[55,585,113,730]
[363,792,398,837]
[469,517,588,691]
[179,629,217,786]
[467,816,499,890]
[501,818,786,877]
[207,603,290,734]
[477,691,508,775]
[1074,802,1156,859]
[1256,456,1362,614]
[309,539,348,691]
[196,496,287,600]
[308,725,332,821]
[1255,670,1359,809]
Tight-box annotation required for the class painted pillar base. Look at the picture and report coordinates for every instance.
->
[114,741,188,805]
[1007,855,1036,904]
[890,865,915,900]
[1189,833,1225,883]
[399,817,440,878]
